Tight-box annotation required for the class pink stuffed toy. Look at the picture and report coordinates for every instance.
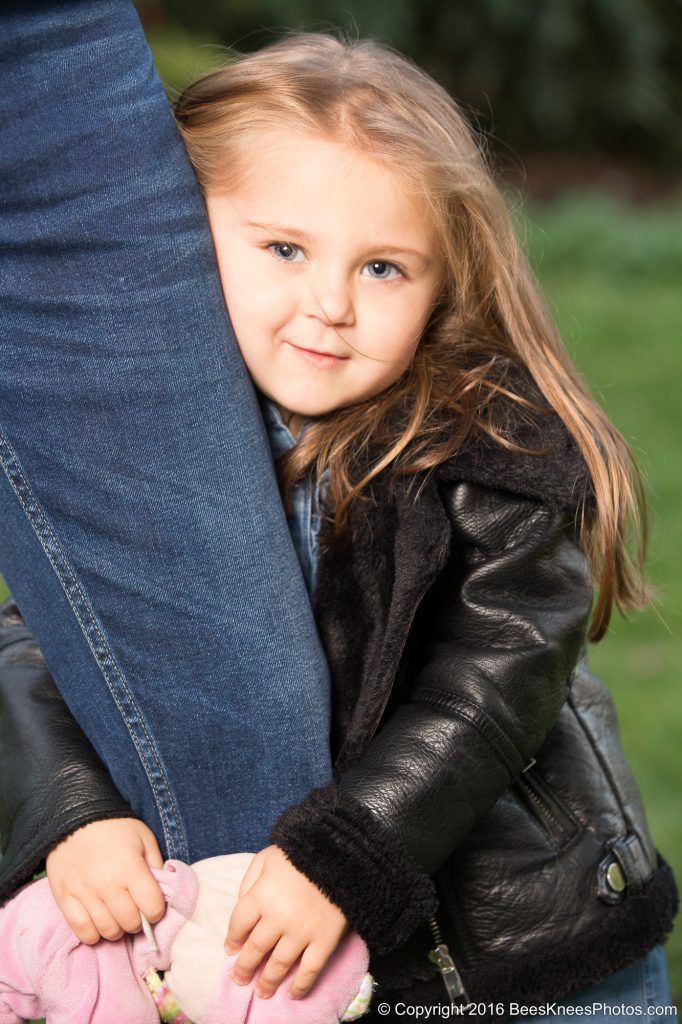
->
[0,854,375,1024]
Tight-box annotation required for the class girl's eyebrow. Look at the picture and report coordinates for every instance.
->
[243,219,431,267]
[244,220,314,241]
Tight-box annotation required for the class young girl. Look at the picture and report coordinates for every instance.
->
[0,29,677,1020]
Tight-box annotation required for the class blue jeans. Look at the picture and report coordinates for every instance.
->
[507,945,675,1024]
[0,1,332,861]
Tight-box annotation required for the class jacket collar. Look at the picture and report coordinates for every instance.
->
[313,363,594,770]
[316,469,452,770]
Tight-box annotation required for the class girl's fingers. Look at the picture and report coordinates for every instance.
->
[128,871,167,924]
[253,935,306,999]
[237,851,264,899]
[87,896,124,942]
[289,941,333,999]
[60,893,101,945]
[107,888,143,934]
[140,829,165,870]
[229,918,281,986]
[224,892,260,951]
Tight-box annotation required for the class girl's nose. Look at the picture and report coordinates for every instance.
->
[303,269,354,326]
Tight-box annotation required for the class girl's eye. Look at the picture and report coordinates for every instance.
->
[363,260,402,281]
[266,243,401,280]
[267,241,305,263]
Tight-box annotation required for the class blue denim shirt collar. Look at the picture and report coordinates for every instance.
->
[257,391,311,458]
[257,391,329,605]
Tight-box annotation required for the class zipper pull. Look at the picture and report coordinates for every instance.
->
[428,942,471,1005]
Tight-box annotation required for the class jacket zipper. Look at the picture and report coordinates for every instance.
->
[514,764,579,841]
[357,561,472,1006]
[426,912,472,1006]
[361,593,473,1008]
[517,775,563,831]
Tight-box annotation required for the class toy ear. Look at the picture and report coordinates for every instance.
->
[133,861,200,976]
[149,860,199,921]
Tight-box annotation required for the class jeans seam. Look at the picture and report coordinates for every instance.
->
[642,946,658,1021]
[0,427,188,860]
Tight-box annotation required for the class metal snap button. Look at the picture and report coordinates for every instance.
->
[606,860,626,893]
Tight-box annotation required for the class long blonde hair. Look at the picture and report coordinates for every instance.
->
[173,29,654,643]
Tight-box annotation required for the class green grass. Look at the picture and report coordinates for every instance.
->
[5,190,682,1010]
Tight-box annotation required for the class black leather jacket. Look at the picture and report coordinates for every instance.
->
[0,373,678,1008]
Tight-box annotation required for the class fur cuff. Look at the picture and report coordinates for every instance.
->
[269,782,438,955]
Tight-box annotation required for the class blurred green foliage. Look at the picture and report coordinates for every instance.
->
[519,191,682,283]
[136,18,224,97]
[137,0,681,167]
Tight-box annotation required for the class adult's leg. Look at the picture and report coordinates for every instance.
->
[0,1,332,860]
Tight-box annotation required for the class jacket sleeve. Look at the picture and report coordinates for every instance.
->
[0,597,137,905]
[269,481,595,954]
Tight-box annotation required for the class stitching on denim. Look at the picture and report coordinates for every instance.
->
[0,428,188,860]
[642,945,668,1019]
[640,945,653,1019]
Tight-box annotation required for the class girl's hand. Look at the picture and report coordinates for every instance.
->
[224,844,350,1001]
[46,817,167,944]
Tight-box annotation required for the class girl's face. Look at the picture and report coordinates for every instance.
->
[205,130,443,435]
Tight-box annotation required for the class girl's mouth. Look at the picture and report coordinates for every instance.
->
[284,340,349,369]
